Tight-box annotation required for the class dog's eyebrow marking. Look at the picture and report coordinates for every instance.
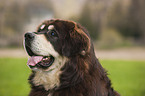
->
[40,24,45,30]
[48,25,54,30]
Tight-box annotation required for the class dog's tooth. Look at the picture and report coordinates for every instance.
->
[42,57,50,61]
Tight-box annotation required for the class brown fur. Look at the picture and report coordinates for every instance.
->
[26,19,120,96]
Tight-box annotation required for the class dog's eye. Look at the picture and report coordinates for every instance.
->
[48,30,57,37]
[51,31,55,36]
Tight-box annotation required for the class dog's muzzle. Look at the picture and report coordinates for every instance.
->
[24,32,55,70]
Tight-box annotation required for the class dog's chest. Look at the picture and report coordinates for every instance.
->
[32,70,60,91]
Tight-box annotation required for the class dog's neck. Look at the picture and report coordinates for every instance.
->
[32,69,60,90]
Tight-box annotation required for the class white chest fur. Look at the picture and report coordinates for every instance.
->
[32,69,60,90]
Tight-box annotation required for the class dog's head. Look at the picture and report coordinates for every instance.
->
[24,19,91,71]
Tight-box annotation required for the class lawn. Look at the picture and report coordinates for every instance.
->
[0,58,145,96]
[101,60,145,96]
[0,58,30,96]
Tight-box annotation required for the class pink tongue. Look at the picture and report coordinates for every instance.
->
[27,56,43,66]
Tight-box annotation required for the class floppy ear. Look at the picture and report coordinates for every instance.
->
[61,21,75,57]
[61,21,90,57]
[63,21,75,30]
[62,32,81,57]
[62,31,88,57]
[62,41,72,57]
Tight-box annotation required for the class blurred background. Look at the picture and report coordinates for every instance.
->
[0,0,145,96]
[0,0,145,48]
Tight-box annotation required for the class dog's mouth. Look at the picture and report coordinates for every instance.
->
[25,45,55,70]
[27,56,54,69]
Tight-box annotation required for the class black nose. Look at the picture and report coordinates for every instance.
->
[25,32,35,40]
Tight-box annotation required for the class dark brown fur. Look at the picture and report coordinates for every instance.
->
[27,19,120,96]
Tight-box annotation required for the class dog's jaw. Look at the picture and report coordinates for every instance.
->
[31,56,67,91]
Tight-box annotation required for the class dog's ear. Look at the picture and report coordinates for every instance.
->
[62,21,90,57]
[62,31,89,57]
[62,41,72,57]
[63,21,75,30]
[62,32,81,57]
[61,21,76,57]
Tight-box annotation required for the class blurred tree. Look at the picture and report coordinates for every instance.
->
[0,0,145,47]
[78,0,109,41]
[107,1,129,37]
[128,0,145,43]
[107,0,145,44]
[78,4,100,40]
[0,0,52,47]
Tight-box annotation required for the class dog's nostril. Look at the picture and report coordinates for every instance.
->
[25,32,35,40]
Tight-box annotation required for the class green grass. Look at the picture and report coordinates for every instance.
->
[0,58,30,96]
[0,58,145,96]
[100,60,145,96]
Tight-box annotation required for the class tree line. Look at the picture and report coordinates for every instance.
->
[0,0,144,47]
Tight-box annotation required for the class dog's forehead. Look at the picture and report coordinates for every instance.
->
[38,20,77,35]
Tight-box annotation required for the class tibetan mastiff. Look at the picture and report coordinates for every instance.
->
[24,19,120,96]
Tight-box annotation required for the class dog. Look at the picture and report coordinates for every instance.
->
[24,19,120,96]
